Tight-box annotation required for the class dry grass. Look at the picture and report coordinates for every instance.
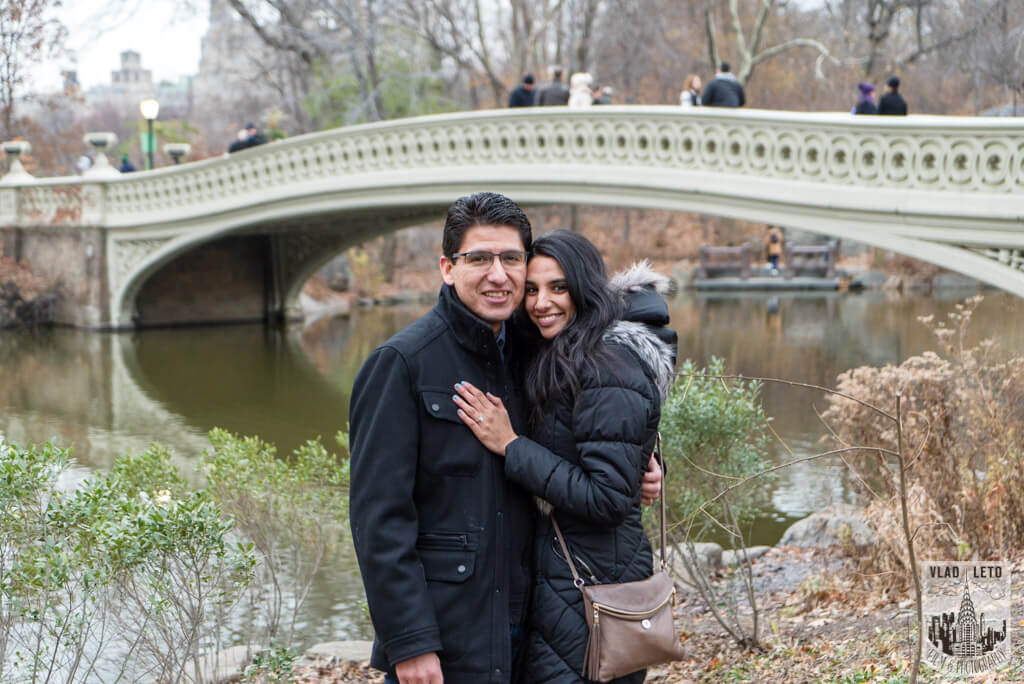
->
[261,549,1024,683]
[820,296,1024,565]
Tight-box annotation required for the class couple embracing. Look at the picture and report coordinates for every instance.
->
[349,192,678,684]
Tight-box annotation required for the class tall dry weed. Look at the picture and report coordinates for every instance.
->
[821,296,1024,563]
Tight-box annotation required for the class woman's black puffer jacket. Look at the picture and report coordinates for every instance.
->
[504,274,676,683]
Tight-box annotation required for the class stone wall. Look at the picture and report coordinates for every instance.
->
[0,226,107,327]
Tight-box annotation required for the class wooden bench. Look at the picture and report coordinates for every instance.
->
[698,244,752,279]
[783,242,838,279]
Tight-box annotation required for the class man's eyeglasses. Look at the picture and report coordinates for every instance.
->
[451,250,527,269]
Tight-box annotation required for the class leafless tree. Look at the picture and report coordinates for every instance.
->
[703,0,838,86]
[506,0,566,79]
[823,0,1011,78]
[957,0,1024,111]
[398,0,512,107]
[0,0,67,139]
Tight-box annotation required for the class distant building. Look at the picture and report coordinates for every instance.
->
[61,70,80,95]
[928,579,1008,658]
[157,76,193,118]
[111,50,153,91]
[85,50,158,114]
[953,582,981,657]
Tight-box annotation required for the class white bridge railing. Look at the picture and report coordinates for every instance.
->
[1,107,1021,230]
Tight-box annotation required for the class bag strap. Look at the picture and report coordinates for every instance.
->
[550,514,585,588]
[550,431,668,586]
[655,432,667,570]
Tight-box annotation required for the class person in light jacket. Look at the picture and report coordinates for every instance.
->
[568,72,594,107]
[679,73,702,107]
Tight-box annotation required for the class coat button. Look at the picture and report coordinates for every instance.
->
[431,403,440,412]
[457,564,467,574]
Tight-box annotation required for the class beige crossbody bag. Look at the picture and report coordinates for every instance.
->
[549,435,683,681]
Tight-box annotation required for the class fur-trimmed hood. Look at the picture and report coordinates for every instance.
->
[603,320,675,401]
[608,259,676,298]
[605,261,677,401]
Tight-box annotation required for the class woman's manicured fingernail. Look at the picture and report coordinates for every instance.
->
[457,409,464,415]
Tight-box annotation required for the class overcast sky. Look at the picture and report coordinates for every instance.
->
[39,1,209,91]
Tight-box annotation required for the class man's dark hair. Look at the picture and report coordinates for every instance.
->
[523,73,535,85]
[552,67,564,80]
[522,230,622,423]
[442,192,532,258]
[887,76,900,89]
[720,62,731,73]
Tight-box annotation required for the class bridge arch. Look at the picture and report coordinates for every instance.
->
[113,175,1023,328]
[2,107,1020,328]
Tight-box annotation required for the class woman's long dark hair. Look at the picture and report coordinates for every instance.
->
[522,231,622,425]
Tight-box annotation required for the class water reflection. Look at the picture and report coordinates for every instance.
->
[1,291,1022,644]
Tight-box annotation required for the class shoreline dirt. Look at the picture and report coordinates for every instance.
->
[263,547,1024,683]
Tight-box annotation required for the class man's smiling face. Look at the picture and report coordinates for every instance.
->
[440,225,527,333]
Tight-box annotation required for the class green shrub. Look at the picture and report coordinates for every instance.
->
[658,357,775,536]
[202,428,350,644]
[1,441,255,682]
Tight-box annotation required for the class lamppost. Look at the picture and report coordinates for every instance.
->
[139,98,159,170]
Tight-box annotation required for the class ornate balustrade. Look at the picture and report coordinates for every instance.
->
[1,107,1021,231]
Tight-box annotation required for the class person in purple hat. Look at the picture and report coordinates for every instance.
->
[852,82,878,115]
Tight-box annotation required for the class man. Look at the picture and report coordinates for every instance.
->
[702,62,746,108]
[228,121,269,153]
[508,74,535,107]
[536,66,570,106]
[878,76,908,115]
[350,193,662,684]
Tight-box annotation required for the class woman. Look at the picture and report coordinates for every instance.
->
[568,72,595,107]
[453,231,675,683]
[852,82,877,114]
[679,73,702,107]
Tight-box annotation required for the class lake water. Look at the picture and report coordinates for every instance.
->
[2,288,1022,643]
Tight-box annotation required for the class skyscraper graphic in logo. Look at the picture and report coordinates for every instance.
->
[922,561,1011,676]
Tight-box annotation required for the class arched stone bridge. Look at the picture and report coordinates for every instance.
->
[1,106,1021,329]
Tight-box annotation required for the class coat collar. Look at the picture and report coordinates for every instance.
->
[435,284,503,360]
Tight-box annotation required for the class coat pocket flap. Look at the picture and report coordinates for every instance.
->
[419,548,476,583]
[421,390,462,424]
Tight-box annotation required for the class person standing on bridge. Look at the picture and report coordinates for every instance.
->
[228,121,269,153]
[679,73,702,107]
[852,83,878,114]
[878,76,908,115]
[536,66,570,106]
[568,72,594,107]
[702,62,745,107]
[349,193,663,684]
[509,74,536,107]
